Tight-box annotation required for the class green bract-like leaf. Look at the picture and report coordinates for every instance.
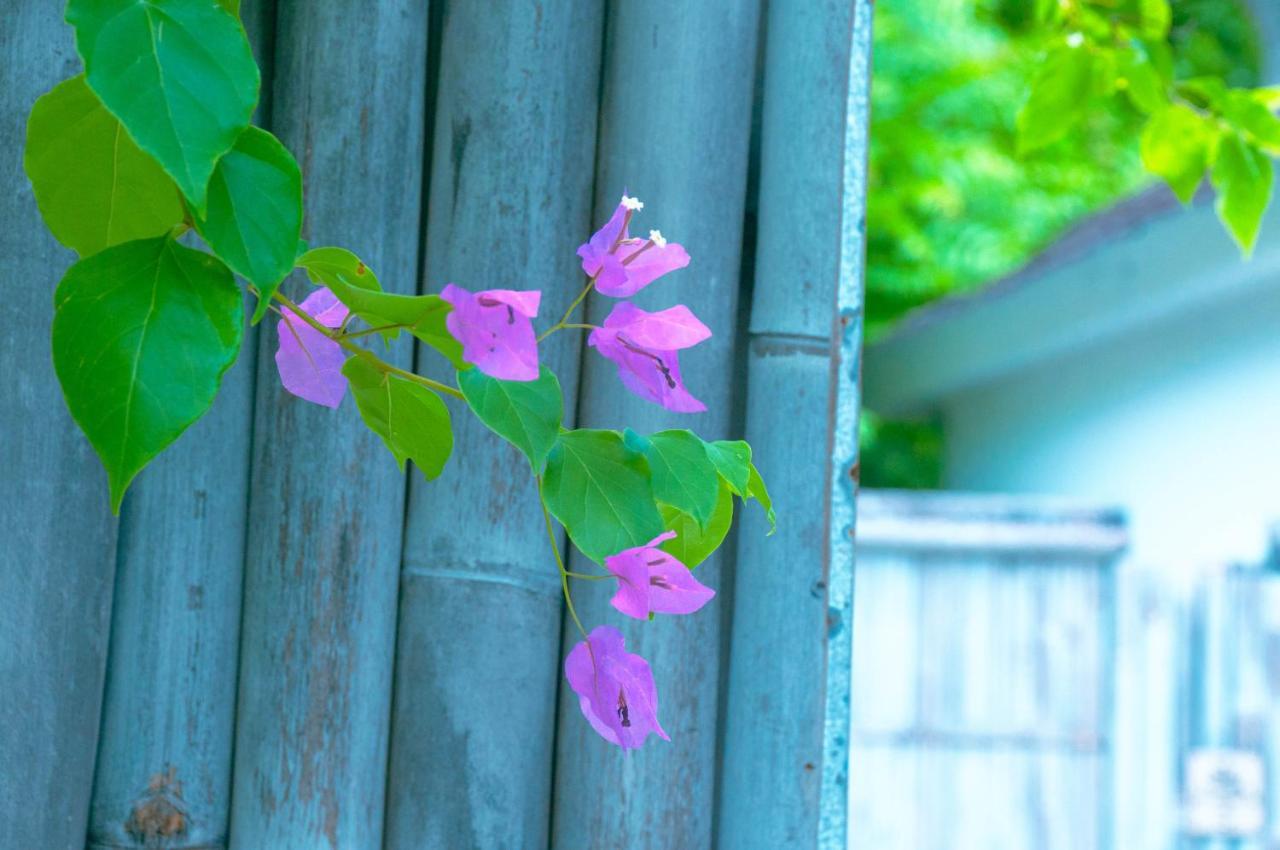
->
[705,439,752,497]
[542,429,665,564]
[24,74,183,257]
[297,247,466,367]
[66,0,260,211]
[1141,104,1215,204]
[1211,132,1273,256]
[458,366,562,473]
[52,237,243,511]
[748,462,777,533]
[659,483,734,569]
[624,429,721,530]
[1016,45,1095,154]
[343,356,453,480]
[218,0,240,15]
[194,127,302,320]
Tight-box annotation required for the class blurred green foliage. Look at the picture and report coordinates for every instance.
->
[861,0,1261,489]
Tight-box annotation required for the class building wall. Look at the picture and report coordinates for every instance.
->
[944,261,1280,573]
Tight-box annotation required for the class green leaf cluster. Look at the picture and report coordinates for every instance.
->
[1014,0,1277,253]
[26,0,305,509]
[539,428,772,567]
[864,0,1260,489]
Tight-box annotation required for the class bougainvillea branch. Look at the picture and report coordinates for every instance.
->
[25,0,773,750]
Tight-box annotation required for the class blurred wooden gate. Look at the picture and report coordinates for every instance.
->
[0,2,872,849]
[849,490,1127,850]
[1115,560,1280,850]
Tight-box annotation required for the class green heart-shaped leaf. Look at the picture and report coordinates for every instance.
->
[24,74,183,257]
[195,127,302,319]
[659,483,735,569]
[67,0,260,211]
[624,429,721,530]
[459,366,562,473]
[52,237,243,511]
[343,357,453,480]
[542,429,664,564]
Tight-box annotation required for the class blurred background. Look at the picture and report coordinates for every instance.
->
[853,0,1280,847]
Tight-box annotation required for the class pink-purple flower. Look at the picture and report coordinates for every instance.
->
[578,195,690,297]
[604,532,715,620]
[440,283,541,381]
[275,287,349,408]
[588,301,710,413]
[564,625,668,750]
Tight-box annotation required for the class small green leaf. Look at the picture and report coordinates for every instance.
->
[542,429,665,564]
[624,429,721,530]
[343,357,453,480]
[52,237,243,511]
[1016,45,1095,154]
[297,247,466,367]
[1211,132,1273,256]
[1117,47,1169,115]
[1220,90,1280,152]
[705,439,752,497]
[748,462,776,533]
[218,0,240,16]
[66,0,260,211]
[24,74,182,257]
[659,484,735,569]
[1136,0,1171,38]
[458,366,562,472]
[1140,104,1215,204]
[194,127,302,320]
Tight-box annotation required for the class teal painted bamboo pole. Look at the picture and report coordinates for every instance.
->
[0,6,119,849]
[716,2,871,848]
[228,3,428,848]
[384,2,603,848]
[549,4,761,847]
[84,5,275,848]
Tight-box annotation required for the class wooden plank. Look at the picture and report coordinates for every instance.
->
[850,553,921,735]
[382,2,604,848]
[0,7,120,849]
[227,2,429,847]
[548,4,761,848]
[847,743,920,850]
[715,1,862,847]
[85,5,273,847]
[1113,566,1183,850]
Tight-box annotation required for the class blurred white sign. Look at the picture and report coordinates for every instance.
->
[1182,748,1265,836]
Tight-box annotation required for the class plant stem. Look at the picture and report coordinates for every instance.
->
[538,275,598,342]
[273,291,464,400]
[538,477,588,639]
[338,322,406,340]
[565,571,610,581]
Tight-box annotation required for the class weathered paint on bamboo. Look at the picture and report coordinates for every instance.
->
[384,2,604,848]
[228,3,428,848]
[549,4,761,847]
[848,492,1124,850]
[0,7,119,849]
[85,6,274,848]
[715,2,862,847]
